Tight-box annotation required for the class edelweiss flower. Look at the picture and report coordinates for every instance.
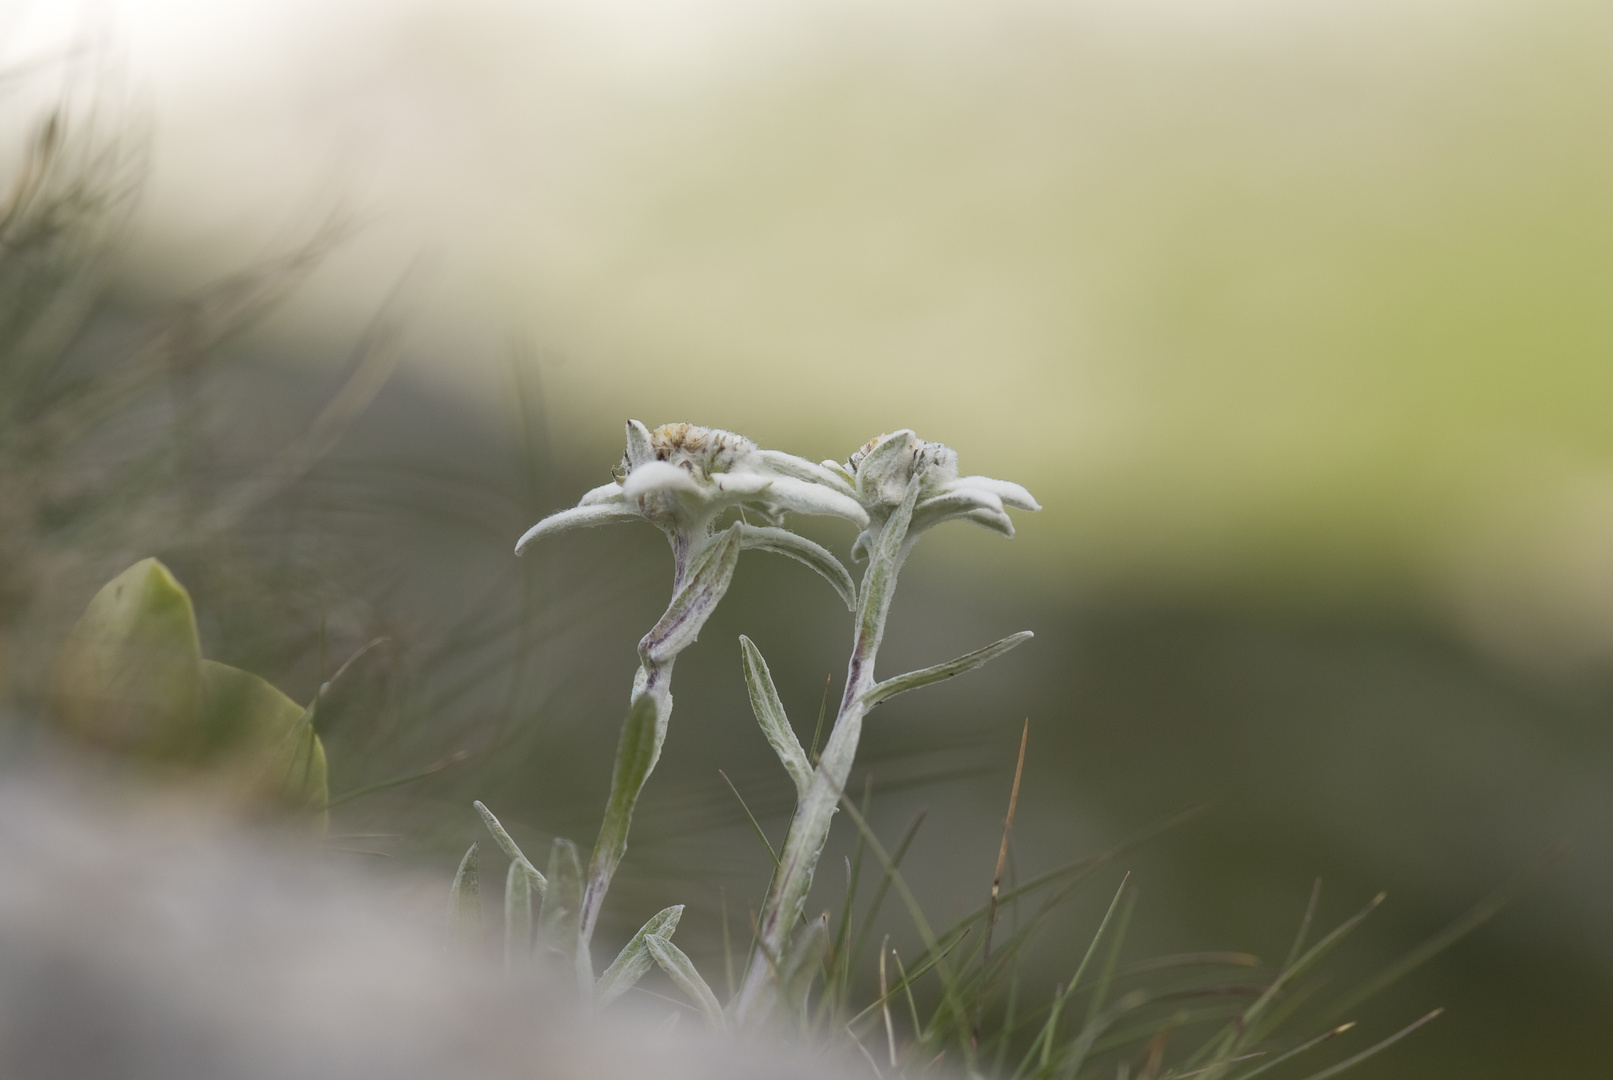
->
[832,430,1040,556]
[516,421,868,608]
[517,422,867,550]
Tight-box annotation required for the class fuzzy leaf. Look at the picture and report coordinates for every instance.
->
[739,636,812,796]
[624,419,655,470]
[645,934,726,1028]
[448,843,481,949]
[622,460,704,500]
[910,487,1004,535]
[639,523,743,663]
[596,905,686,1007]
[515,502,642,554]
[956,475,1041,511]
[505,860,533,970]
[540,838,583,948]
[474,800,548,898]
[738,524,856,610]
[780,913,830,1009]
[755,449,858,498]
[861,632,1034,712]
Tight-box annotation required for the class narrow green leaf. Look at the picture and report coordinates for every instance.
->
[447,842,481,949]
[585,693,660,918]
[597,904,685,1007]
[474,800,548,898]
[738,636,812,795]
[645,934,726,1028]
[737,524,856,610]
[861,631,1033,712]
[640,523,743,663]
[505,860,533,971]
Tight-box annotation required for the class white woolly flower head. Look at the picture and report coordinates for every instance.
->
[516,421,868,555]
[839,429,1040,552]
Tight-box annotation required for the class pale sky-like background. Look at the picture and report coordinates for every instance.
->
[8,0,1613,662]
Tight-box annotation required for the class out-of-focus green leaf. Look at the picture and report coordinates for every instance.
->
[50,558,202,759]
[540,837,584,962]
[196,660,328,827]
[645,933,725,1028]
[597,904,685,1007]
[583,693,659,923]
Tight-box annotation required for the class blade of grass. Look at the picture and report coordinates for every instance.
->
[324,749,469,808]
[722,887,735,1002]
[833,777,875,1011]
[1027,874,1131,1074]
[984,719,1029,963]
[809,673,832,764]
[1284,880,1323,971]
[1085,884,1137,1026]
[849,807,928,978]
[1291,1010,1442,1080]
[1222,1023,1355,1080]
[718,769,780,866]
[909,806,1206,976]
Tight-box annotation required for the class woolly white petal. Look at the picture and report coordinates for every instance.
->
[625,420,655,470]
[742,474,869,527]
[622,460,707,500]
[850,530,872,562]
[911,487,1004,535]
[579,482,626,506]
[954,475,1041,512]
[964,508,1015,537]
[821,459,856,486]
[515,503,643,554]
[755,449,857,498]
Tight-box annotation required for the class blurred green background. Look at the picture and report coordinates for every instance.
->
[4,0,1611,1075]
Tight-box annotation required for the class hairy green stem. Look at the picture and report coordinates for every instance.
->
[734,475,921,1022]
